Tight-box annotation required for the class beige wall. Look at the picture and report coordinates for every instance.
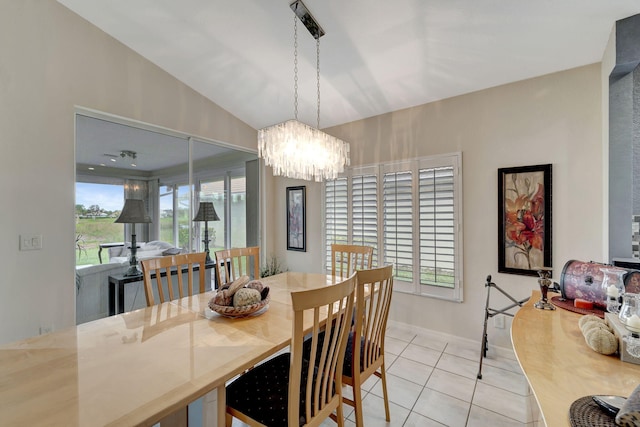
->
[0,0,256,344]
[272,64,604,348]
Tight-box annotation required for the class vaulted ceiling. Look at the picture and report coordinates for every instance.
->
[59,0,640,130]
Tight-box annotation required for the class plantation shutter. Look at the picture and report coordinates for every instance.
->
[322,153,462,301]
[324,178,348,271]
[351,173,378,266]
[383,170,413,282]
[419,166,455,288]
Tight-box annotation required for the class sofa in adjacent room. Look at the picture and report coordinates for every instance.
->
[106,240,182,264]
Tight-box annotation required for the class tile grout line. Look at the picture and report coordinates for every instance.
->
[398,337,452,426]
[357,326,530,426]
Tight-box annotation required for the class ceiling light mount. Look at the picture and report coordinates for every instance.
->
[290,0,324,39]
[120,150,138,167]
[120,150,137,160]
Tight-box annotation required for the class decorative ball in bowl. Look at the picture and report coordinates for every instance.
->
[208,276,270,318]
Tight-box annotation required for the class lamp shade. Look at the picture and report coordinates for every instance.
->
[193,202,220,222]
[114,199,152,224]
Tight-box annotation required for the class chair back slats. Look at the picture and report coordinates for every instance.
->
[338,265,392,426]
[214,246,260,286]
[140,252,207,306]
[353,265,393,376]
[331,244,374,279]
[289,273,356,426]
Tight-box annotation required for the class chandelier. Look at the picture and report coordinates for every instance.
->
[258,0,350,182]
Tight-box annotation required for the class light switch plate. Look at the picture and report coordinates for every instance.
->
[20,234,42,251]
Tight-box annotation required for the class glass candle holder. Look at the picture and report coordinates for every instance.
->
[624,320,640,358]
[620,293,640,325]
[601,267,625,314]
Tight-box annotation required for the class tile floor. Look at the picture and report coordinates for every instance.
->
[231,321,544,427]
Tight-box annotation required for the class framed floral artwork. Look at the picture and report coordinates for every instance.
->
[498,164,552,276]
[286,186,306,252]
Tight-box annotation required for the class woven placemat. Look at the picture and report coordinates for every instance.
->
[551,296,606,319]
[569,396,617,427]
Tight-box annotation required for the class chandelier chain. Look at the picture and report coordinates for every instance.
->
[316,37,320,129]
[293,15,298,120]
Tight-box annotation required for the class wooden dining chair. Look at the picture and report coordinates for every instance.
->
[331,244,374,278]
[138,251,207,426]
[225,273,357,427]
[344,265,394,427]
[140,252,207,306]
[214,246,260,286]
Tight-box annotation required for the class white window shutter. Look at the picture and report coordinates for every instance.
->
[383,171,413,282]
[323,153,462,301]
[352,174,378,266]
[419,166,455,288]
[324,178,348,271]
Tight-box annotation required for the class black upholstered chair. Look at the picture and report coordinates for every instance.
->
[343,265,394,426]
[225,273,356,427]
[303,265,394,426]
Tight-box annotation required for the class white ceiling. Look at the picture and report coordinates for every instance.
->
[59,0,640,130]
[75,114,238,173]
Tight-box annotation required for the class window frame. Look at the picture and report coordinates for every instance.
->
[194,168,247,252]
[323,152,463,302]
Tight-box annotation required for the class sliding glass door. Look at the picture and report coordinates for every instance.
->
[75,112,259,267]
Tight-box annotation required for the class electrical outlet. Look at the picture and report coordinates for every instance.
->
[494,315,505,329]
[39,325,53,335]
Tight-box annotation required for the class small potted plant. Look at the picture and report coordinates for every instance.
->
[261,255,286,278]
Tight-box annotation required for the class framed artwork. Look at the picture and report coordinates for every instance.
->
[286,186,306,252]
[498,164,552,276]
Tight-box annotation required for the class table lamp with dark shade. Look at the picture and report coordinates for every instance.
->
[115,199,152,276]
[193,202,219,264]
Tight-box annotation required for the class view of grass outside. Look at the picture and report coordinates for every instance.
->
[76,217,182,265]
[76,182,124,265]
[76,180,248,266]
[76,205,247,266]
[420,268,455,288]
[75,217,123,265]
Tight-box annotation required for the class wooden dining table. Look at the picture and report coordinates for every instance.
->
[0,272,339,426]
[512,290,640,426]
